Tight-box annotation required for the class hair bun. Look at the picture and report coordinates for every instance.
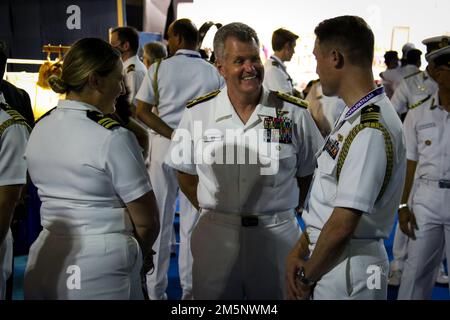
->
[47,75,68,94]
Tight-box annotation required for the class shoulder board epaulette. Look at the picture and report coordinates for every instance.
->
[86,111,121,130]
[186,90,220,108]
[0,102,32,132]
[360,104,380,123]
[409,95,431,110]
[404,70,421,80]
[36,106,57,123]
[273,91,308,109]
[126,64,135,73]
[271,60,281,67]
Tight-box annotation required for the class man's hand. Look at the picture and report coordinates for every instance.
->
[141,250,156,276]
[286,251,305,299]
[398,206,418,240]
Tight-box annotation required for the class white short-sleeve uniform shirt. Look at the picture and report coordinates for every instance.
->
[403,92,450,181]
[166,87,323,214]
[263,55,294,94]
[25,99,152,234]
[391,70,438,115]
[0,98,29,299]
[123,55,147,105]
[0,105,29,186]
[135,49,224,129]
[303,88,406,240]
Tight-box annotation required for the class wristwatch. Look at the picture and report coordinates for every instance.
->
[296,266,315,286]
[398,203,408,210]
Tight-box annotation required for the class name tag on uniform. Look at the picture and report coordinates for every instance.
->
[323,137,340,159]
[263,116,293,144]
[417,122,436,131]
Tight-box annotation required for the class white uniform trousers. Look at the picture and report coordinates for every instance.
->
[146,133,196,300]
[24,229,144,300]
[309,237,389,300]
[0,229,13,300]
[398,179,450,299]
[178,193,199,300]
[191,209,301,300]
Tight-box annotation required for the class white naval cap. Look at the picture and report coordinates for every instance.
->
[422,35,450,54]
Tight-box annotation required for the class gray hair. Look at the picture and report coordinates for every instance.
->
[144,41,168,62]
[213,22,259,62]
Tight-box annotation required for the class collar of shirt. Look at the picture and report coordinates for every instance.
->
[123,54,140,69]
[332,87,386,133]
[343,87,385,121]
[214,87,276,129]
[430,90,447,111]
[174,49,201,58]
[270,55,287,71]
[57,99,103,114]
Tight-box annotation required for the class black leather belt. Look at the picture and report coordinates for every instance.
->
[241,216,258,227]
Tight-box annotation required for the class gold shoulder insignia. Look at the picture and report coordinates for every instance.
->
[404,70,421,79]
[271,60,280,67]
[360,104,380,123]
[409,95,431,110]
[274,91,308,109]
[86,111,121,130]
[186,90,220,108]
[0,102,31,131]
[126,64,135,73]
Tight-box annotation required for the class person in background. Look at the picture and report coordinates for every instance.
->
[380,50,401,98]
[0,86,30,300]
[110,26,147,115]
[135,18,224,300]
[388,36,449,287]
[305,79,346,137]
[397,44,450,299]
[0,41,33,300]
[263,28,302,97]
[391,37,444,117]
[0,42,34,128]
[24,38,159,299]
[143,42,168,69]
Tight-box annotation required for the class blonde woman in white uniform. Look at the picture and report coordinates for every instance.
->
[24,38,159,300]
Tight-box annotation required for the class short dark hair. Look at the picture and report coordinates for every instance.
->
[213,22,259,62]
[171,19,199,48]
[406,48,422,65]
[384,51,398,62]
[111,26,140,54]
[272,28,299,51]
[314,15,374,67]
